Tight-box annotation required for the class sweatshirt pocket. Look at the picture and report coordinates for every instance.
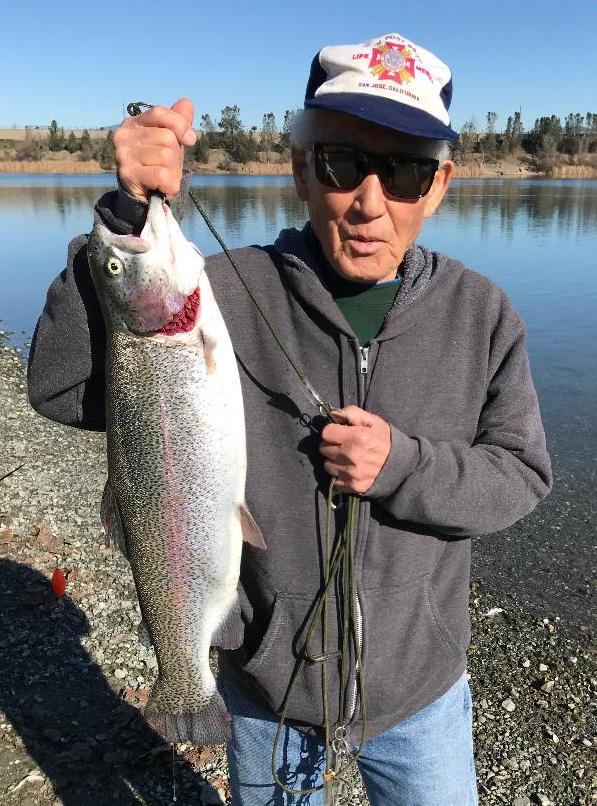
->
[241,592,343,725]
[361,573,466,722]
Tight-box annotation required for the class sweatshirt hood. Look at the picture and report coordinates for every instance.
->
[273,224,461,341]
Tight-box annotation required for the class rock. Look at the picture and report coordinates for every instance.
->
[540,680,555,694]
[532,794,551,806]
[538,663,549,672]
[113,668,127,679]
[35,522,57,550]
[514,797,531,806]
[502,698,516,712]
[0,526,15,544]
[522,659,531,668]
[483,607,504,617]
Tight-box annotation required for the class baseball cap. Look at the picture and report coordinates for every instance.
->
[305,33,458,142]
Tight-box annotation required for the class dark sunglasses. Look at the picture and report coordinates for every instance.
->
[312,143,439,200]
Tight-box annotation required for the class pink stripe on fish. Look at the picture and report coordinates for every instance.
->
[158,395,192,640]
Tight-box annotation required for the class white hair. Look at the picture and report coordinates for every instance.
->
[291,108,451,163]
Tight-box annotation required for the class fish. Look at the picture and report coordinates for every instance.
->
[87,193,266,745]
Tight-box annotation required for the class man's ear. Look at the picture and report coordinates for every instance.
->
[291,147,309,202]
[423,160,454,219]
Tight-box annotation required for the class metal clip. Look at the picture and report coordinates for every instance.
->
[126,101,154,117]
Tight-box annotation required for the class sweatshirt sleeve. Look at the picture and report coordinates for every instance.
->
[27,177,191,430]
[365,314,552,537]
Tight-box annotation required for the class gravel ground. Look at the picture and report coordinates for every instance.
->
[0,334,595,806]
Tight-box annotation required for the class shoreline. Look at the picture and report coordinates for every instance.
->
[0,335,594,805]
[1,159,596,179]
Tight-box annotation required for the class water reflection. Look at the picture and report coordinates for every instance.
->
[184,180,307,244]
[0,184,103,223]
[441,179,597,238]
[1,177,595,239]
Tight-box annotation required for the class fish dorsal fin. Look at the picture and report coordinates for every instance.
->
[239,504,267,550]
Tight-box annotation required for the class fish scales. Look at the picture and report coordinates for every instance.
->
[107,331,242,740]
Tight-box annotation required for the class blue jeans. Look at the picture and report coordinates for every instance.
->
[220,672,478,805]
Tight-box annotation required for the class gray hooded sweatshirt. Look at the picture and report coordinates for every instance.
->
[27,186,552,743]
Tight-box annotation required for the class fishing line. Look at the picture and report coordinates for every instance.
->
[126,102,368,803]
[171,745,177,803]
[127,102,332,419]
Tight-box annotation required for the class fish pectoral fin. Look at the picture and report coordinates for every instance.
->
[211,592,244,649]
[100,482,129,560]
[239,503,267,550]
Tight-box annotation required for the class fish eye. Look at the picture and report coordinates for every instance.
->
[105,257,124,277]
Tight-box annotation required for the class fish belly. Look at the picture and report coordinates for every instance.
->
[105,330,245,744]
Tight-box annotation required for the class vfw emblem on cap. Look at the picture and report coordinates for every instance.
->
[369,42,415,84]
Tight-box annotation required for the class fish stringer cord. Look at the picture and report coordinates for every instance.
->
[127,101,368,800]
[270,482,368,802]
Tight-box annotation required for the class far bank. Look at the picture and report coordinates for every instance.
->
[1,158,596,179]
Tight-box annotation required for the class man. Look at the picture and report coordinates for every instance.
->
[28,32,551,806]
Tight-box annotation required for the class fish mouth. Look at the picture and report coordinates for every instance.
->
[157,288,201,335]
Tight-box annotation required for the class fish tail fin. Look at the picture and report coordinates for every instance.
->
[144,687,230,746]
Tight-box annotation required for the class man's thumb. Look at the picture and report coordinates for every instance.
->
[171,97,194,125]
[331,406,374,427]
[171,98,196,145]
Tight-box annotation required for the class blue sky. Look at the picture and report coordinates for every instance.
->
[2,0,596,135]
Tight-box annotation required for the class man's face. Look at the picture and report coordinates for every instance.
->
[292,114,454,283]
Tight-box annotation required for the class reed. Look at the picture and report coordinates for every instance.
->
[453,164,487,178]
[549,165,597,178]
[226,161,292,175]
[0,160,106,173]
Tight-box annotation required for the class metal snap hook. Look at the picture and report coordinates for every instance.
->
[126,101,154,117]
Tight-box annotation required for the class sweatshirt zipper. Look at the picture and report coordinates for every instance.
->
[359,345,369,375]
[346,344,369,723]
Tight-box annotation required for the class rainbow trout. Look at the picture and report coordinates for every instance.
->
[87,194,265,745]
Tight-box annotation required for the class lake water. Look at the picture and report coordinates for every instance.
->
[0,174,595,623]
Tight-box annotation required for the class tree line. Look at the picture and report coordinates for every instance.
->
[190,107,300,166]
[13,109,301,168]
[17,121,116,168]
[454,110,597,169]
[10,108,597,171]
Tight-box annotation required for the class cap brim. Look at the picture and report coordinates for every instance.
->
[305,92,459,142]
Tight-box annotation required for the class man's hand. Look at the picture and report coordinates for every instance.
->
[113,98,197,202]
[319,405,391,495]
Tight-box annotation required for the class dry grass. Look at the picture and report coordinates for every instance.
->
[550,165,597,178]
[0,160,106,173]
[226,161,292,175]
[453,164,488,178]
[0,128,109,141]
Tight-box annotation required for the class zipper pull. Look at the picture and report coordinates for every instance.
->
[360,346,369,375]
